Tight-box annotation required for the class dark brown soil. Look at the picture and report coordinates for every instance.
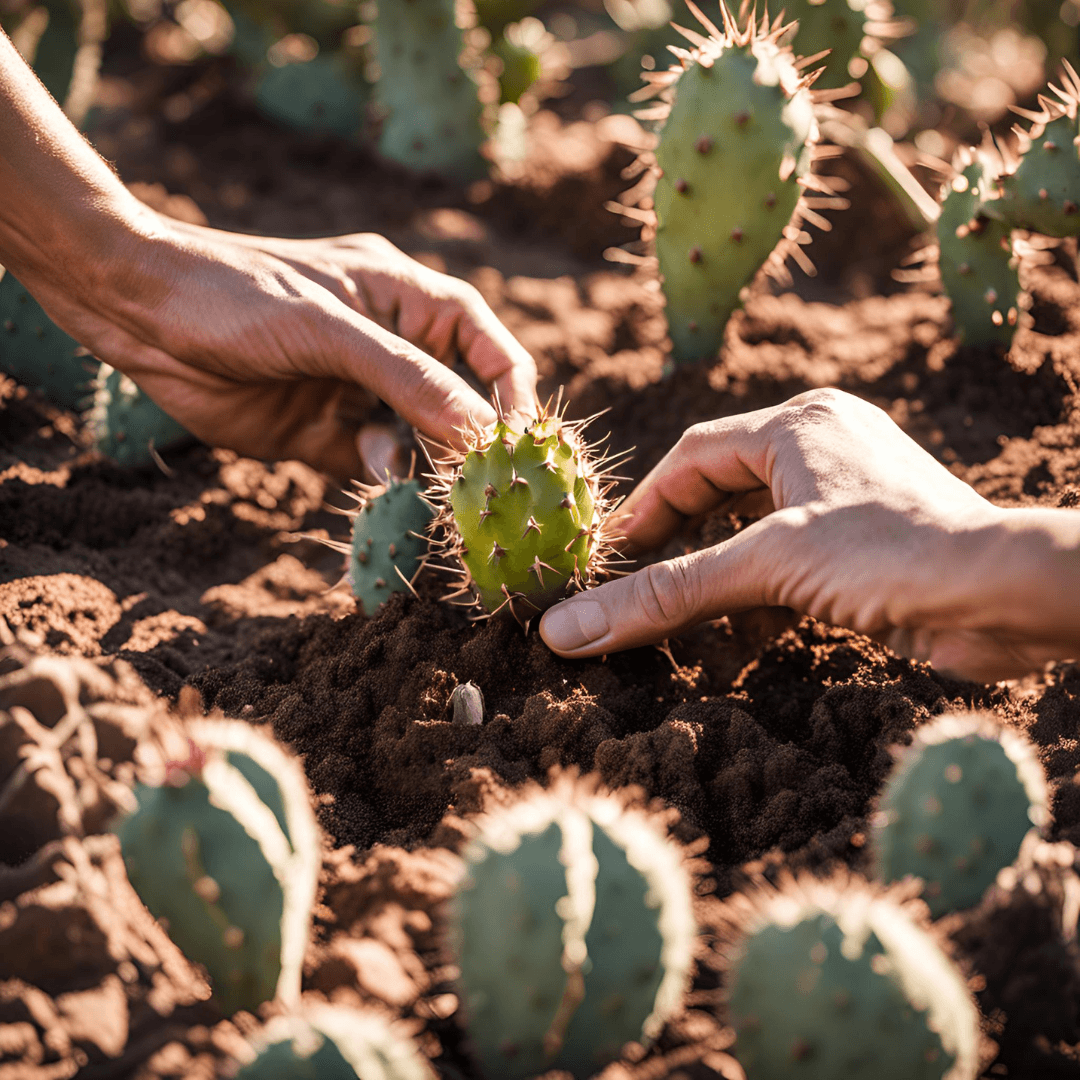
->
[2,50,1080,1080]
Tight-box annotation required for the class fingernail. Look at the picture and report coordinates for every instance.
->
[541,600,609,652]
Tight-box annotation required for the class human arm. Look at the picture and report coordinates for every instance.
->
[539,389,1080,683]
[0,29,536,477]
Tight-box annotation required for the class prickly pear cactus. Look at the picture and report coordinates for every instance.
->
[113,720,320,1016]
[872,713,1048,918]
[0,269,97,410]
[640,3,818,361]
[373,0,488,180]
[254,55,369,139]
[430,401,615,623]
[726,874,979,1080]
[235,1005,434,1080]
[449,775,695,1080]
[347,477,434,615]
[779,0,868,89]
[982,66,1080,238]
[937,158,1020,348]
[87,364,192,467]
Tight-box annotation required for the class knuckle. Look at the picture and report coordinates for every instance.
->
[633,560,696,626]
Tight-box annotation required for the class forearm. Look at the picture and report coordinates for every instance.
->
[0,28,157,291]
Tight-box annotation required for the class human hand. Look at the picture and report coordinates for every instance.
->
[540,389,1080,682]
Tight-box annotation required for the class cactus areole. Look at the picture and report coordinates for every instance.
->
[430,402,617,625]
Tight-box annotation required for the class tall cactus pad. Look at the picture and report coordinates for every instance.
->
[235,1006,434,1080]
[645,4,816,362]
[779,0,867,89]
[937,160,1020,348]
[449,775,695,1079]
[348,478,434,615]
[114,720,320,1015]
[873,713,1048,918]
[431,401,615,623]
[374,0,487,180]
[87,365,192,467]
[0,270,96,410]
[726,876,979,1080]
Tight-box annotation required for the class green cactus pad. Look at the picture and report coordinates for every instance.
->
[937,160,1020,348]
[235,1006,434,1080]
[87,365,192,467]
[114,720,320,1016]
[778,0,868,90]
[254,55,368,139]
[727,876,979,1080]
[373,0,488,180]
[0,269,97,410]
[439,411,606,621]
[348,477,434,616]
[449,775,695,1080]
[873,713,1048,918]
[646,6,816,362]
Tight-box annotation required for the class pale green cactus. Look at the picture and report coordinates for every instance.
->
[449,774,696,1080]
[725,874,979,1080]
[113,720,320,1016]
[87,365,192,467]
[872,712,1049,918]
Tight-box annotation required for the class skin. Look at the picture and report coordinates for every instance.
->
[540,390,1080,683]
[0,28,537,480]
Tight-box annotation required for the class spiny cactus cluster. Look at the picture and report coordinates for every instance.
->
[234,1005,434,1080]
[113,719,320,1016]
[372,0,488,180]
[872,712,1049,918]
[450,774,696,1080]
[428,397,620,626]
[724,873,980,1080]
[625,1,831,362]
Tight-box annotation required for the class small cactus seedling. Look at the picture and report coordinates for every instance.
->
[872,712,1049,919]
[235,1005,434,1080]
[980,63,1080,239]
[372,0,488,180]
[936,153,1021,348]
[449,774,696,1080]
[0,269,97,410]
[626,2,829,362]
[113,719,320,1016]
[87,364,192,467]
[427,397,621,625]
[724,873,979,1080]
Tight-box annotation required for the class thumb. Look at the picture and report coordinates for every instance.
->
[539,526,773,658]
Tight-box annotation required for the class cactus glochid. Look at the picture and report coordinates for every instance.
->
[234,1005,434,1080]
[372,0,488,181]
[625,2,825,362]
[725,873,979,1080]
[112,719,320,1016]
[449,774,696,1080]
[427,398,621,625]
[872,712,1049,919]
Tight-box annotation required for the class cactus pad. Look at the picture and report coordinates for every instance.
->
[235,1005,434,1080]
[449,774,695,1079]
[344,477,434,615]
[779,0,874,90]
[634,3,818,362]
[254,55,368,139]
[725,874,979,1080]
[937,157,1020,348]
[429,401,617,624]
[373,0,488,180]
[114,720,320,1015]
[872,713,1048,918]
[87,365,192,467]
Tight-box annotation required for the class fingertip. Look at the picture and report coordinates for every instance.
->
[539,598,611,657]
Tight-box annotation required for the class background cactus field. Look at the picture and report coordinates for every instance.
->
[3,1,1080,1077]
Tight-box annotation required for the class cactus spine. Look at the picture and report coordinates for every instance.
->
[872,713,1048,919]
[632,2,819,362]
[113,720,320,1016]
[235,1006,434,1080]
[373,0,488,180]
[725,874,979,1080]
[449,775,695,1080]
[340,477,434,616]
[936,156,1020,348]
[428,399,618,625]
